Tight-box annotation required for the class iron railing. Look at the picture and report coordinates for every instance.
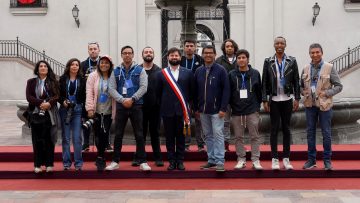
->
[10,0,47,8]
[0,37,65,75]
[329,45,360,75]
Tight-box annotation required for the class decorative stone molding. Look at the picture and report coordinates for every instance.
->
[344,0,360,12]
[10,7,47,16]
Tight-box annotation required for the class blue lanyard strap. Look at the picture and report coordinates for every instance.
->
[88,58,98,72]
[185,56,195,70]
[100,77,108,93]
[67,79,78,97]
[276,55,286,78]
[310,61,324,85]
[240,73,246,89]
[120,65,138,83]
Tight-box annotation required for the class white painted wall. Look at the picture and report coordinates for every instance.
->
[0,60,34,100]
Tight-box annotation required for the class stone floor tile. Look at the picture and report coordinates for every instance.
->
[339,197,360,203]
[251,197,292,203]
[212,191,263,198]
[126,199,168,203]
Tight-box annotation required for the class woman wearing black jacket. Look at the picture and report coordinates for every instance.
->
[58,58,86,171]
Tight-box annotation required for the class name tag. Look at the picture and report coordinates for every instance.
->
[125,79,133,89]
[68,95,76,102]
[122,87,127,95]
[99,93,108,103]
[240,89,248,99]
[311,85,316,94]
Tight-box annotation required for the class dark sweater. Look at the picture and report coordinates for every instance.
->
[58,75,86,106]
[142,63,161,107]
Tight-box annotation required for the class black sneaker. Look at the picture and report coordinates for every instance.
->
[95,157,106,171]
[324,160,333,171]
[82,144,90,152]
[131,160,140,167]
[185,145,191,152]
[106,145,113,152]
[303,159,317,169]
[200,162,217,170]
[155,160,164,167]
[197,146,205,152]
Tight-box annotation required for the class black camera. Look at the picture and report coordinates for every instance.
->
[39,109,46,116]
[82,117,98,129]
[65,100,76,125]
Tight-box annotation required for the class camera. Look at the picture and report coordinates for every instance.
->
[39,109,46,116]
[82,117,98,129]
[65,100,76,125]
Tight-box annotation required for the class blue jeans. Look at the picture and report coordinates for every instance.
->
[59,104,83,168]
[200,113,225,165]
[305,106,333,161]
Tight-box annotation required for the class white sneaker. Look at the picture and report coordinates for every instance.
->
[271,158,280,170]
[140,163,152,171]
[234,160,246,169]
[105,161,119,171]
[283,158,294,170]
[252,160,263,170]
[46,166,53,172]
[34,167,42,173]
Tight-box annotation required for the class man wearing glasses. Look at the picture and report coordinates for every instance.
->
[106,45,151,171]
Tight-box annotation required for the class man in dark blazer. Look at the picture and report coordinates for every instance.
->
[157,47,195,171]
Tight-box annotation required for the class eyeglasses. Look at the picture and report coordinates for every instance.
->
[121,52,133,55]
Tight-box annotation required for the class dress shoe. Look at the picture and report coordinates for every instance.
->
[177,162,185,170]
[167,162,176,171]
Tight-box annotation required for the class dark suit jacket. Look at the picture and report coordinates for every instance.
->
[26,77,59,111]
[157,67,195,118]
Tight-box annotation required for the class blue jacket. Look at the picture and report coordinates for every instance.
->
[194,63,230,114]
[157,67,195,117]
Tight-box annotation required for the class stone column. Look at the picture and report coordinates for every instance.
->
[227,0,246,46]
[145,0,162,66]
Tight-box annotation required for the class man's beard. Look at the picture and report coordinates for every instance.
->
[169,59,181,66]
[143,56,153,63]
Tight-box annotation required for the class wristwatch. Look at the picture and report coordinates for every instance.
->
[131,97,136,102]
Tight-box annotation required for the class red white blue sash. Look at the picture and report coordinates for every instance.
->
[162,67,191,129]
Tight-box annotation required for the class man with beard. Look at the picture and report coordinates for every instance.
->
[215,39,239,152]
[140,46,163,167]
[106,45,151,171]
[80,42,113,152]
[157,47,195,170]
[180,39,205,152]
[262,36,300,170]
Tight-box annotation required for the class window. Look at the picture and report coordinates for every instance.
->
[10,0,48,15]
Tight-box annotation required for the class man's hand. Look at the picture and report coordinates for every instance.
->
[293,100,299,111]
[218,111,225,118]
[40,102,51,110]
[122,98,134,109]
[263,102,270,112]
[318,90,326,98]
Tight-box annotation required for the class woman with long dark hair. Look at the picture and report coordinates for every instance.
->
[58,58,86,171]
[26,60,60,173]
[85,55,115,171]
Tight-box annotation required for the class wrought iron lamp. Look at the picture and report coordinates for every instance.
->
[312,2,320,26]
[72,5,80,28]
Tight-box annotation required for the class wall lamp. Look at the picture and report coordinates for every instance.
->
[312,2,320,26]
[72,5,80,28]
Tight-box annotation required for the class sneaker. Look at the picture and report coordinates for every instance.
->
[225,141,230,152]
[234,160,246,170]
[105,145,113,152]
[185,145,191,152]
[46,166,53,173]
[216,164,225,172]
[139,163,151,171]
[252,160,263,170]
[75,167,82,171]
[283,158,294,170]
[105,161,119,171]
[303,159,317,169]
[155,160,164,167]
[63,166,71,171]
[82,144,90,152]
[271,158,280,170]
[131,160,140,167]
[177,162,185,170]
[34,167,42,173]
[324,160,333,171]
[95,157,106,171]
[200,162,217,169]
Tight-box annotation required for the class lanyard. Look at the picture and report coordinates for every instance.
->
[67,79,77,97]
[185,56,195,70]
[276,55,286,78]
[310,61,324,85]
[88,57,98,72]
[240,73,246,89]
[119,65,138,81]
[38,78,49,98]
[100,77,109,93]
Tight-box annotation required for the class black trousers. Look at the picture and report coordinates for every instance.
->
[93,113,112,158]
[270,99,293,159]
[112,105,146,163]
[143,105,162,161]
[163,115,185,164]
[30,114,55,168]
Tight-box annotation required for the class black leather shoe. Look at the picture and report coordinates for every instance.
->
[177,162,185,170]
[155,160,164,167]
[167,162,176,171]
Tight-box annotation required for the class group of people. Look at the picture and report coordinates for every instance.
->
[25,36,342,173]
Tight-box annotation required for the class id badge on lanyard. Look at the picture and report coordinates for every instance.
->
[99,78,109,103]
[240,89,248,99]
